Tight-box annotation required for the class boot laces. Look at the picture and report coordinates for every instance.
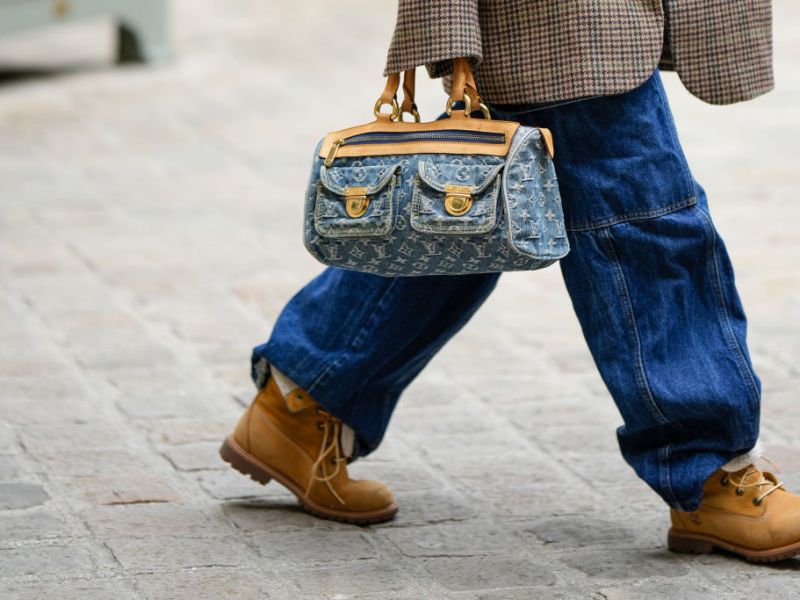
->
[730,460,785,505]
[305,409,347,505]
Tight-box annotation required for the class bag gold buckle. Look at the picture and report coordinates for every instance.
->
[444,185,473,216]
[344,187,370,218]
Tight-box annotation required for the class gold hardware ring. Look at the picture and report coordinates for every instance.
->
[374,97,400,121]
[445,92,491,120]
[400,105,421,123]
[445,92,472,117]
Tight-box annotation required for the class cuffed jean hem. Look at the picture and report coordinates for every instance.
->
[665,438,764,514]
[673,440,762,512]
[669,458,733,512]
[251,352,369,457]
[658,437,764,512]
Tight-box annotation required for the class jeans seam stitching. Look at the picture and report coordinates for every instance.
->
[347,277,400,351]
[306,357,342,397]
[659,444,682,509]
[693,206,761,409]
[599,228,671,427]
[599,229,682,505]
[567,196,697,232]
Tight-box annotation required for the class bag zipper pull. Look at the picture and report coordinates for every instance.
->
[324,138,345,168]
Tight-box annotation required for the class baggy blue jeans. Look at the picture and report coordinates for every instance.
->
[253,71,761,511]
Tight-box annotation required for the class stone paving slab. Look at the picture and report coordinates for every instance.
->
[0,1,799,598]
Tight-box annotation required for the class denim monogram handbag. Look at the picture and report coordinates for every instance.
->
[303,58,569,276]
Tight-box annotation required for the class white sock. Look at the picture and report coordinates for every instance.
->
[721,439,763,472]
[271,366,298,397]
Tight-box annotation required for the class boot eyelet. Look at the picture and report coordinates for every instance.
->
[753,497,763,507]
[316,422,324,430]
[720,476,729,486]
[736,487,745,496]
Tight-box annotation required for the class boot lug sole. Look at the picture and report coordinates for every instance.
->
[668,528,800,563]
[219,435,398,525]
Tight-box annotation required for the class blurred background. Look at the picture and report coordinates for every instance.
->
[0,1,799,598]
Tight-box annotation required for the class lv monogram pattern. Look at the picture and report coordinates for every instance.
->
[304,126,569,276]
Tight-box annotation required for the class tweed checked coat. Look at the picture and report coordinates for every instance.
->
[385,0,773,105]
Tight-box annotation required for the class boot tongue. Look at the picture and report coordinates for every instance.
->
[340,424,355,459]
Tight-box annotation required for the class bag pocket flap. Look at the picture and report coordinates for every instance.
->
[417,161,504,194]
[411,160,504,236]
[314,162,401,239]
[319,163,400,196]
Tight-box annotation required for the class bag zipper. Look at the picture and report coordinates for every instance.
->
[325,129,506,167]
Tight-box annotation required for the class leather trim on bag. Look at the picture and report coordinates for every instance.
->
[319,119,521,159]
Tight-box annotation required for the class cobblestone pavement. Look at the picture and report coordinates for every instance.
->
[1,1,799,598]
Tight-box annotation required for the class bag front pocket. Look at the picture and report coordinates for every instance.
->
[411,160,504,235]
[314,162,401,238]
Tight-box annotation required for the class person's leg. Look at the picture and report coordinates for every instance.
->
[493,71,760,512]
[559,186,760,511]
[253,268,500,456]
[224,268,498,522]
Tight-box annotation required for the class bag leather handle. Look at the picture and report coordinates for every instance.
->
[375,58,488,122]
[446,58,489,119]
[449,58,479,104]
[400,68,419,121]
[375,69,419,121]
[375,72,401,120]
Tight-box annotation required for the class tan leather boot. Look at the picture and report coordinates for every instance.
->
[668,465,800,562]
[219,377,398,524]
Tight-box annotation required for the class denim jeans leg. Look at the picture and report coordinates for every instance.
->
[491,71,762,511]
[255,267,500,456]
[559,186,761,511]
